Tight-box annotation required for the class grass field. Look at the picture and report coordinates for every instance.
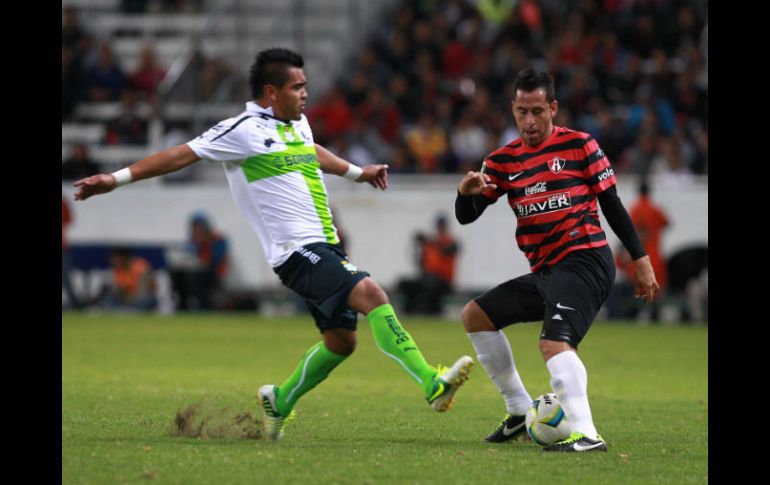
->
[62,313,707,484]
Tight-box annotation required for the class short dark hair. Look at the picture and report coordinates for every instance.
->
[639,179,650,196]
[249,48,304,99]
[512,66,555,102]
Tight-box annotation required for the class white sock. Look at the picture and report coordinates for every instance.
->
[468,331,532,414]
[546,350,598,439]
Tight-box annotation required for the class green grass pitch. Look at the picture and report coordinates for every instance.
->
[62,313,707,484]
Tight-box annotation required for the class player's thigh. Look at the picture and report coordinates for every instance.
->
[540,249,615,346]
[474,273,545,330]
[275,243,368,331]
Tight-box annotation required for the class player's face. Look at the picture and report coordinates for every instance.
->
[272,67,307,121]
[512,88,557,147]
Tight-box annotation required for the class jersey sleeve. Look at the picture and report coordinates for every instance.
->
[581,137,616,194]
[479,160,505,202]
[186,118,252,163]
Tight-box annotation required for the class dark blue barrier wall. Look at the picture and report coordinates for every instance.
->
[69,245,168,270]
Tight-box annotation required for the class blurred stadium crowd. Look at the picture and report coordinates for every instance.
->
[63,0,707,181]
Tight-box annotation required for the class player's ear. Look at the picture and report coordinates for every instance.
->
[264,84,277,101]
[550,99,558,117]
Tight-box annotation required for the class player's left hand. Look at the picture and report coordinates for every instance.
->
[633,255,660,302]
[358,164,389,190]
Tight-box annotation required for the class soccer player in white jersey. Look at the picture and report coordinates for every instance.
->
[73,48,473,441]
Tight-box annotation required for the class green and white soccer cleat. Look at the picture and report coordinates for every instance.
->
[258,384,296,441]
[541,431,608,452]
[426,355,474,412]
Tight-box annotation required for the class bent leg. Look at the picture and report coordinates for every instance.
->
[462,300,532,415]
[349,277,437,395]
[274,330,353,415]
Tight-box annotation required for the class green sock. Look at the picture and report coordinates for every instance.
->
[275,341,347,415]
[366,303,437,396]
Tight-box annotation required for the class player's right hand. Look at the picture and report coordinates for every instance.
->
[73,174,117,201]
[458,171,497,196]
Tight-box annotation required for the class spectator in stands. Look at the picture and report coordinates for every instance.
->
[405,108,449,173]
[355,87,402,145]
[170,212,229,311]
[654,136,696,188]
[62,44,86,120]
[387,142,416,174]
[62,196,81,309]
[104,89,148,145]
[451,108,490,170]
[62,6,92,58]
[623,129,659,177]
[85,42,127,102]
[62,143,100,180]
[306,87,354,145]
[101,247,157,311]
[130,45,167,99]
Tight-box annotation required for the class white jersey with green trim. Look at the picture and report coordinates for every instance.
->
[186,101,340,268]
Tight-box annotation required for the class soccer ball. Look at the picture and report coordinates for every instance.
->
[525,393,571,446]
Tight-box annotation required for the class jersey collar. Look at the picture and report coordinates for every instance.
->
[246,101,298,124]
[246,101,275,117]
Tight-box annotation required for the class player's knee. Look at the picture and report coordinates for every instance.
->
[335,337,356,356]
[324,331,357,356]
[350,277,389,312]
[461,301,496,333]
[539,339,573,361]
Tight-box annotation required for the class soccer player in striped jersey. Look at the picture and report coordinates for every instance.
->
[73,48,473,441]
[455,67,658,452]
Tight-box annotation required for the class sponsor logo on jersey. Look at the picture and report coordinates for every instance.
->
[597,167,614,181]
[548,157,566,174]
[296,246,321,264]
[274,153,317,169]
[341,260,359,273]
[515,191,572,218]
[525,182,547,195]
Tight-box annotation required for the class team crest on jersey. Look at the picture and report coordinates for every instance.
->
[548,157,566,174]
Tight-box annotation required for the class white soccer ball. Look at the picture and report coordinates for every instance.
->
[525,393,571,446]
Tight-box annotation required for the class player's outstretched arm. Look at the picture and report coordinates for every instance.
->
[73,144,200,201]
[315,143,389,190]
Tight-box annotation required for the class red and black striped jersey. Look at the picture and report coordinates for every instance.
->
[480,125,616,272]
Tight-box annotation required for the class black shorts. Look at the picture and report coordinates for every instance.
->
[273,242,369,332]
[474,246,616,348]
